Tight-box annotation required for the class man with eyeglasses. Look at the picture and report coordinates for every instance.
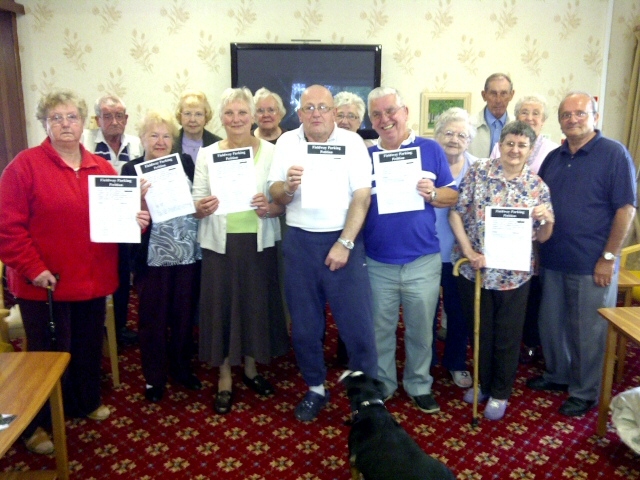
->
[82,94,143,174]
[268,84,378,422]
[468,73,515,158]
[363,87,458,414]
[527,91,637,417]
[82,94,144,347]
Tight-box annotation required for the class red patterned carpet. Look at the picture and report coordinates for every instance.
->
[2,295,640,479]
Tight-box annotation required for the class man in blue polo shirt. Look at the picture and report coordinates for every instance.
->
[527,91,637,417]
[468,73,515,158]
[364,87,458,413]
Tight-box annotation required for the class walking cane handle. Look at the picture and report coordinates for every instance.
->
[453,258,469,276]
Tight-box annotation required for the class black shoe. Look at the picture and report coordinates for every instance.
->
[242,374,274,396]
[117,327,138,347]
[558,397,595,417]
[177,374,202,391]
[526,376,568,392]
[145,385,164,403]
[214,390,233,414]
[411,394,440,413]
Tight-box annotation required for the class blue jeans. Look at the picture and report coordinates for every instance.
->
[368,254,441,397]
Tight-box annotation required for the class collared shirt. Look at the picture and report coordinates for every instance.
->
[484,108,508,154]
[452,158,553,290]
[364,130,457,264]
[538,130,637,274]
[81,128,144,174]
[268,124,372,232]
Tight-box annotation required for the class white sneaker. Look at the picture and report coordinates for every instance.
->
[87,405,110,421]
[451,370,473,388]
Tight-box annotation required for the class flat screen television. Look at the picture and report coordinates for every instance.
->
[231,43,382,138]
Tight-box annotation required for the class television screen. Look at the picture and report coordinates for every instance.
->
[231,43,382,137]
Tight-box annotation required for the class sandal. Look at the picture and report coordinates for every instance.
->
[24,427,54,455]
[242,373,275,396]
[214,390,233,414]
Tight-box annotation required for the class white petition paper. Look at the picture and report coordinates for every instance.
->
[301,143,349,210]
[484,206,532,271]
[208,147,256,215]
[134,154,195,223]
[372,147,424,214]
[89,176,141,243]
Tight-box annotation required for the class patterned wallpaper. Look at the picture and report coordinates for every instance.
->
[14,0,640,148]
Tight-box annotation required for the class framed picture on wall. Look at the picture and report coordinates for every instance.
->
[420,92,471,137]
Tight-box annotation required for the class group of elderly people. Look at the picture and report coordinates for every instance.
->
[0,79,631,454]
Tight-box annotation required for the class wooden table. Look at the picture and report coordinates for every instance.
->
[596,307,640,437]
[0,352,71,479]
[613,268,640,381]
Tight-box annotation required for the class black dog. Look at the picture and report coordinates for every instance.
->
[339,370,456,480]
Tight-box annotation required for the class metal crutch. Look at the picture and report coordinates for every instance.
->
[453,258,481,427]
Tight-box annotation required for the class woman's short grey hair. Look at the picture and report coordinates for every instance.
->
[94,94,126,117]
[334,92,366,121]
[36,90,87,129]
[175,90,213,124]
[218,87,255,121]
[367,87,405,113]
[514,94,549,122]
[253,87,286,117]
[499,120,537,147]
[138,110,179,139]
[434,107,476,141]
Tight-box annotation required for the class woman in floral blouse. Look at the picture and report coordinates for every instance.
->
[449,120,554,421]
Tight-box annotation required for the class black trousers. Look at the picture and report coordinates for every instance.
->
[457,276,530,400]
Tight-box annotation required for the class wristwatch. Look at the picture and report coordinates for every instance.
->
[602,251,615,261]
[430,190,437,202]
[337,238,354,250]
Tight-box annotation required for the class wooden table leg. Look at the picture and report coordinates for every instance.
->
[597,324,618,436]
[615,288,633,382]
[49,379,69,480]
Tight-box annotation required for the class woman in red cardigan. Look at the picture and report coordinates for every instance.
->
[0,90,149,454]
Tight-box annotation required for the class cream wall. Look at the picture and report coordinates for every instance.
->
[15,0,640,148]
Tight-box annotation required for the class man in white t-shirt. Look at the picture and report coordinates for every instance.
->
[268,85,377,422]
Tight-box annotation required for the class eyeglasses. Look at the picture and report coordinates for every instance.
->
[299,104,333,115]
[48,113,81,125]
[256,107,278,115]
[559,111,593,121]
[181,111,205,119]
[503,141,530,149]
[370,106,403,121]
[100,112,127,122]
[442,131,469,141]
[336,113,359,122]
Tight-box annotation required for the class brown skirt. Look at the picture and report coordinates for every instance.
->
[198,234,289,366]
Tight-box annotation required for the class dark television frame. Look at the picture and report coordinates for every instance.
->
[230,43,382,138]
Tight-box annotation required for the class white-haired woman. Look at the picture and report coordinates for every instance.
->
[252,87,286,144]
[193,88,289,414]
[432,107,477,389]
[489,95,559,364]
[122,110,202,403]
[334,91,375,148]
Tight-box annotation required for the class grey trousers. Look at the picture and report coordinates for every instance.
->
[538,267,618,401]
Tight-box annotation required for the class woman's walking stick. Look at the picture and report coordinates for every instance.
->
[453,258,481,427]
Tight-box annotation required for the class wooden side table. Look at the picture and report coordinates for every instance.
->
[613,268,640,382]
[596,307,640,437]
[0,352,71,479]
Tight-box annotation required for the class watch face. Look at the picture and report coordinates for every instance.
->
[604,252,615,260]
